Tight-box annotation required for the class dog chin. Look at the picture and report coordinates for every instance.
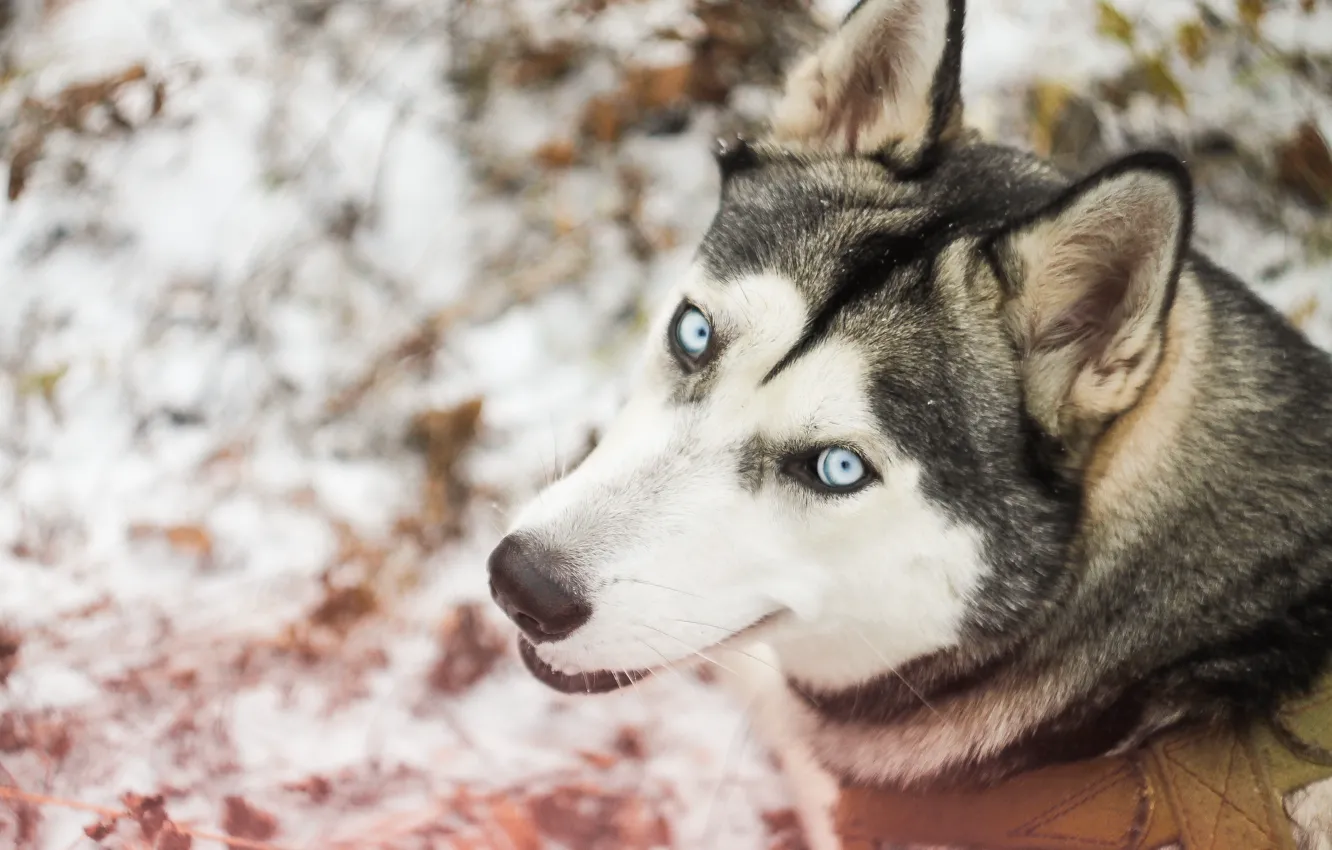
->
[517,611,789,696]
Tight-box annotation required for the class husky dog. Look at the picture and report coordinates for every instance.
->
[487,0,1332,846]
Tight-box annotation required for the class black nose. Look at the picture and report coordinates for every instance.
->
[487,534,591,643]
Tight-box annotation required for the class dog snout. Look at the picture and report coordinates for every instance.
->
[487,534,591,643]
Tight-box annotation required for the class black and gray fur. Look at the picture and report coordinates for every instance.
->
[731,0,1332,793]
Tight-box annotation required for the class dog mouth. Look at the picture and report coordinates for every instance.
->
[518,639,651,694]
[517,612,784,695]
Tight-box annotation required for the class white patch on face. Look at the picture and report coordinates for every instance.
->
[506,264,990,688]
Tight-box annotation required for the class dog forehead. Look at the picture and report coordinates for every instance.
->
[699,158,923,302]
[689,269,877,435]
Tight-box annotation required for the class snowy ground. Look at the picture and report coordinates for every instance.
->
[1,0,1328,848]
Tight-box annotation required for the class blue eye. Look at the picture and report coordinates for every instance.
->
[817,447,867,489]
[674,305,712,359]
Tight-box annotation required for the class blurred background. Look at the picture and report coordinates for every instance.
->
[0,0,1329,847]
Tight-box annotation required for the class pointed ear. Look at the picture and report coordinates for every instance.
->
[989,152,1193,444]
[769,0,965,170]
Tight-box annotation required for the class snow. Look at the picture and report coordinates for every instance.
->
[1,0,1328,848]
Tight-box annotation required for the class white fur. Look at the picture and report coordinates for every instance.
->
[1291,779,1332,850]
[716,644,842,850]
[507,263,989,696]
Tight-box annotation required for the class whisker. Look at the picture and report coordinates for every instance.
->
[670,618,731,630]
[638,623,740,678]
[700,700,755,847]
[850,627,950,725]
[634,637,693,687]
[612,577,703,598]
[666,619,789,679]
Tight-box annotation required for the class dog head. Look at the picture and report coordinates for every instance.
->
[489,0,1193,695]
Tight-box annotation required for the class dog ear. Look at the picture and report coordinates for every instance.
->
[769,0,965,170]
[989,152,1193,444]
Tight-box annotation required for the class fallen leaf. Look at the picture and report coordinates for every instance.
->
[17,364,67,404]
[1139,55,1188,110]
[0,626,19,686]
[283,775,332,804]
[84,817,119,842]
[410,398,484,542]
[155,822,192,850]
[578,750,619,770]
[581,94,627,144]
[7,133,44,202]
[1096,1,1136,46]
[1027,80,1073,157]
[490,797,541,850]
[128,523,214,565]
[123,793,168,842]
[613,726,647,760]
[1238,0,1266,32]
[0,715,25,752]
[625,63,692,110]
[508,41,581,87]
[534,139,578,169]
[687,0,818,106]
[428,603,507,695]
[221,796,279,849]
[1276,121,1332,207]
[1176,20,1210,66]
[308,583,378,635]
[762,808,809,850]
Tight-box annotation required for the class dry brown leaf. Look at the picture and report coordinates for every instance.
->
[581,95,627,144]
[7,133,44,201]
[1096,1,1136,46]
[625,63,692,110]
[282,775,332,804]
[428,603,507,694]
[221,796,278,849]
[1277,121,1332,207]
[84,816,119,842]
[1238,0,1267,31]
[762,808,809,850]
[308,582,378,635]
[1176,20,1210,66]
[508,42,581,87]
[123,793,168,843]
[610,796,672,849]
[0,626,19,687]
[8,64,161,203]
[410,398,484,542]
[578,750,619,770]
[614,726,647,760]
[0,715,26,752]
[534,139,577,169]
[1140,55,1188,110]
[128,523,215,565]
[489,797,541,850]
[155,823,193,850]
[1027,81,1073,157]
